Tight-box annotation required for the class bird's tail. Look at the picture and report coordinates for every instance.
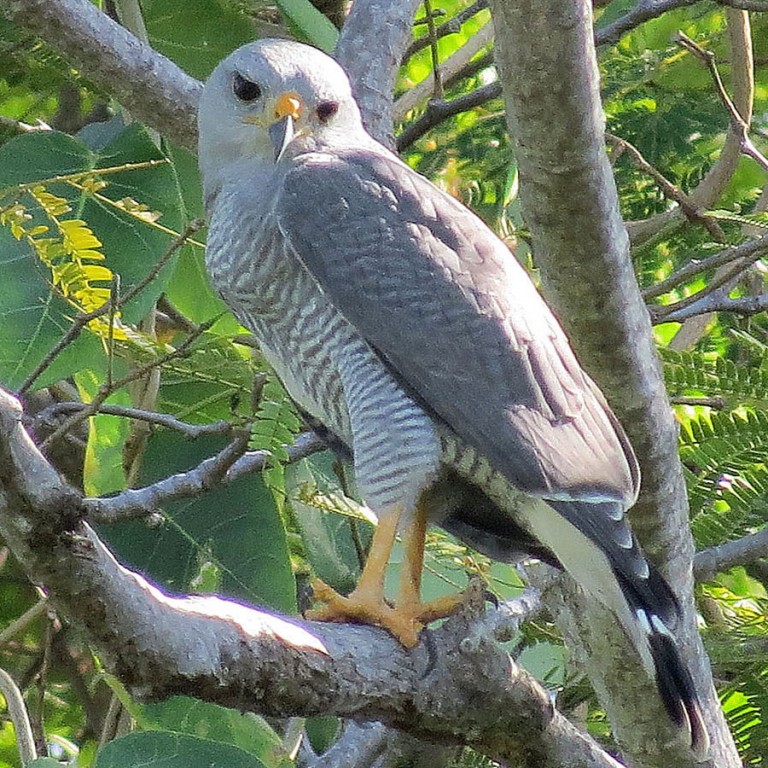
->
[620,568,709,760]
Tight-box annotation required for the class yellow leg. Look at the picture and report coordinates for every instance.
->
[397,503,463,625]
[307,503,464,647]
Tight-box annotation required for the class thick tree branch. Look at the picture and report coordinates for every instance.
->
[0,389,623,768]
[487,1,736,765]
[335,0,423,149]
[2,0,200,150]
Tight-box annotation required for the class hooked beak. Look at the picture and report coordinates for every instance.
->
[269,92,302,162]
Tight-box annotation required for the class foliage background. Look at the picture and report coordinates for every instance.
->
[0,0,767,765]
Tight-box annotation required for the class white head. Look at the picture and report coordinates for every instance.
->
[198,39,366,205]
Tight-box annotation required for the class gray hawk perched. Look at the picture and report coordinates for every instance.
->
[198,39,707,755]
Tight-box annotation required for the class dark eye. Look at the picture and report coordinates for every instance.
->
[316,100,339,123]
[233,72,262,102]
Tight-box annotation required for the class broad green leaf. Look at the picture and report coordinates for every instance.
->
[0,131,94,188]
[94,731,267,768]
[277,0,339,53]
[75,369,131,496]
[142,0,253,80]
[138,697,292,768]
[287,456,369,594]
[99,430,296,613]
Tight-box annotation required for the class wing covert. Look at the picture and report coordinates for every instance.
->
[276,147,639,505]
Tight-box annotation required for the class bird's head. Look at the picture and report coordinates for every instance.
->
[198,39,365,201]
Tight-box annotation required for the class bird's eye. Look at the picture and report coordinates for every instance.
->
[233,72,262,102]
[316,100,339,123]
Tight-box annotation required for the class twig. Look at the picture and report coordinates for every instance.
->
[423,0,443,100]
[606,133,725,241]
[405,0,488,59]
[669,396,726,409]
[19,219,204,395]
[2,0,200,150]
[0,668,37,765]
[84,431,324,523]
[33,401,233,439]
[396,81,502,151]
[650,255,765,321]
[42,318,215,448]
[676,31,768,173]
[596,0,700,47]
[694,527,768,582]
[119,218,205,308]
[0,116,51,132]
[655,290,768,322]
[0,600,48,648]
[641,233,768,299]
[393,22,494,123]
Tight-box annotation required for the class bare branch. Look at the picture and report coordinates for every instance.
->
[695,528,768,582]
[396,82,502,151]
[1,0,200,150]
[641,233,768,300]
[33,402,233,439]
[628,9,754,245]
[488,1,736,763]
[405,1,489,59]
[676,31,768,174]
[595,0,700,47]
[84,431,324,523]
[650,252,765,321]
[669,396,727,409]
[654,290,768,323]
[335,0,423,148]
[606,133,725,241]
[0,668,37,765]
[394,23,494,123]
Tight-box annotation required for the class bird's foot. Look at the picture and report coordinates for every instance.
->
[306,578,463,647]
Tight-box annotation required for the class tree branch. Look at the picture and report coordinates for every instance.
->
[595,0,700,47]
[84,431,324,523]
[0,388,625,768]
[2,0,200,150]
[335,0,423,149]
[487,1,736,765]
[694,528,768,582]
[627,9,754,245]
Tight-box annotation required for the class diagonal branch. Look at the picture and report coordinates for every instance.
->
[2,0,200,150]
[0,388,622,768]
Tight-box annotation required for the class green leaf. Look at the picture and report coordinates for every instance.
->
[276,0,339,53]
[142,0,253,80]
[99,430,296,613]
[138,697,292,768]
[28,760,65,767]
[94,731,267,768]
[287,455,370,594]
[0,131,94,189]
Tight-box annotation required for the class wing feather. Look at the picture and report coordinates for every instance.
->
[276,148,639,505]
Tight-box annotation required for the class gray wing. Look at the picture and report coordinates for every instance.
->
[276,147,639,506]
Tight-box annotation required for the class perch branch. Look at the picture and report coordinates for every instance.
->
[0,388,623,768]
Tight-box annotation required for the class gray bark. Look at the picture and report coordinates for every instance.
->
[3,0,200,150]
[487,1,737,766]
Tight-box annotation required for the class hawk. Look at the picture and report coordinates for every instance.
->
[197,38,707,755]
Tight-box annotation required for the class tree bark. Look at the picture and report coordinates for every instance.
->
[488,1,737,766]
